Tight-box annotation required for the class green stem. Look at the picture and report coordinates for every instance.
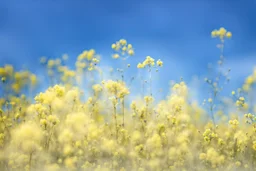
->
[113,98,118,140]
[122,98,125,127]
[149,66,152,97]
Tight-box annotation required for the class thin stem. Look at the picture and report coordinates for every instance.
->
[122,98,125,127]
[142,80,145,98]
[113,98,118,140]
[149,66,152,97]
[28,152,33,171]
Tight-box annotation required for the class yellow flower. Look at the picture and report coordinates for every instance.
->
[128,49,134,56]
[0,68,7,76]
[30,74,37,86]
[219,27,227,37]
[15,113,20,120]
[119,39,127,46]
[157,59,163,67]
[144,96,154,103]
[92,58,100,63]
[226,31,232,38]
[143,56,155,67]
[1,77,6,83]
[199,153,206,160]
[111,44,116,49]
[4,65,14,75]
[40,119,47,127]
[64,157,75,169]
[12,83,21,93]
[211,30,218,37]
[93,84,103,93]
[47,60,55,68]
[130,101,136,110]
[235,161,241,167]
[246,76,254,85]
[253,141,256,151]
[87,49,95,60]
[122,46,127,51]
[239,97,245,101]
[137,63,144,69]
[112,54,120,59]
[127,44,132,49]
[78,50,87,60]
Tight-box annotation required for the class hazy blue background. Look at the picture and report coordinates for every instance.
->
[0,0,256,102]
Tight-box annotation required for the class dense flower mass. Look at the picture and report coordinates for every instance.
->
[0,28,256,171]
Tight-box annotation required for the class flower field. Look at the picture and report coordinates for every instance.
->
[1,27,256,171]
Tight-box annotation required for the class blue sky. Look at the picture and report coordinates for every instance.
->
[0,0,256,102]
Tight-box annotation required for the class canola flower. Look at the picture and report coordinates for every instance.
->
[1,27,256,171]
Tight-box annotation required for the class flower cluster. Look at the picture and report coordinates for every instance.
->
[137,56,163,69]
[211,27,232,40]
[111,39,134,59]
